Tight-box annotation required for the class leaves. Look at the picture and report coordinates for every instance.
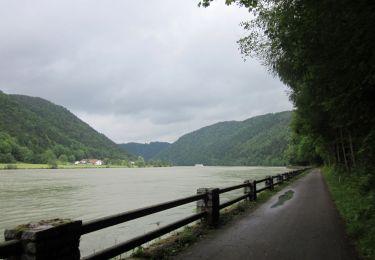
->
[154,111,292,166]
[230,0,375,169]
[0,92,129,163]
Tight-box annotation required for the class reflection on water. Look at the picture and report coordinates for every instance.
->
[0,166,288,256]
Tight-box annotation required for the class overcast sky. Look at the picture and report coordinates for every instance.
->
[0,1,292,143]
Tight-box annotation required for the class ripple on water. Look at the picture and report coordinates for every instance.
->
[0,166,290,256]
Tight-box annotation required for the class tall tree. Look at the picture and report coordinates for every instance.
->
[200,0,375,170]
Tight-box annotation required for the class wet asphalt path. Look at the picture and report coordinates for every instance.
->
[175,169,358,260]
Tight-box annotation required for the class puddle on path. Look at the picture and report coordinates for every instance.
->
[271,190,295,208]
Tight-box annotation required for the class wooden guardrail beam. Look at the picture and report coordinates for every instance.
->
[81,193,207,235]
[1,168,310,260]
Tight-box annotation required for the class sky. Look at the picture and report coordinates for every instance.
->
[0,0,293,143]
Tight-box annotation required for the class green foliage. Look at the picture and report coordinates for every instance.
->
[119,142,171,160]
[58,154,68,163]
[41,149,57,164]
[147,160,171,167]
[48,161,58,169]
[0,92,129,163]
[324,167,375,259]
[4,164,17,169]
[154,111,292,166]
[286,114,323,165]
[225,0,375,171]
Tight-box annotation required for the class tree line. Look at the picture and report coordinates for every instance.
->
[0,91,129,164]
[200,0,374,172]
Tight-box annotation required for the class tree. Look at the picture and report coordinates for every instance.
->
[58,154,68,163]
[0,153,16,163]
[201,0,375,171]
[41,149,57,164]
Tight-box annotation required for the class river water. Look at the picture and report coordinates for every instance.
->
[0,166,289,257]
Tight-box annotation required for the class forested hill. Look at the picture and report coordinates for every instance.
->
[118,142,170,160]
[153,111,292,166]
[0,91,128,163]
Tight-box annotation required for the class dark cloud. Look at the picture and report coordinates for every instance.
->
[0,1,292,142]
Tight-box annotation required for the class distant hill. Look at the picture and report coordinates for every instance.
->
[118,142,171,160]
[153,111,292,166]
[0,91,128,163]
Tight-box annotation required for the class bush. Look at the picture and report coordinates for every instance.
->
[323,166,375,259]
[48,161,58,169]
[0,153,16,163]
[4,164,17,169]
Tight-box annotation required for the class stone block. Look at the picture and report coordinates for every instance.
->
[3,219,82,260]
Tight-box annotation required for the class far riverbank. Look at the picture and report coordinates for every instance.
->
[0,163,169,170]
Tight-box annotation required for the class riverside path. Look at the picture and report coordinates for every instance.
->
[174,169,358,260]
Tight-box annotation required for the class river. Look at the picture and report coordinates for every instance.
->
[0,166,289,257]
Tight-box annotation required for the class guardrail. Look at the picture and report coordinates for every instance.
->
[0,168,308,260]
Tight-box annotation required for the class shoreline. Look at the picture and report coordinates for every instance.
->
[0,163,299,171]
[0,163,170,170]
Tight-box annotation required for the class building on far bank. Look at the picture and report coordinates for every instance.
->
[76,159,103,165]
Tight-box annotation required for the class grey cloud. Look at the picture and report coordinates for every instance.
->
[0,0,292,142]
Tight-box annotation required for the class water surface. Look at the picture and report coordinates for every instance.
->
[0,166,288,256]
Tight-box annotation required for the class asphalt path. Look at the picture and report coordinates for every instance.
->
[174,169,358,260]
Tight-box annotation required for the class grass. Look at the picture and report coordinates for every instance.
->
[323,166,375,260]
[128,171,308,259]
[0,163,49,169]
[0,163,130,170]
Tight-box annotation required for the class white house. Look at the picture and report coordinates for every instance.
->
[95,160,103,166]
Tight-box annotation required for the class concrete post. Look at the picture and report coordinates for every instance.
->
[4,219,81,260]
[197,188,208,214]
[243,180,252,201]
[196,188,220,227]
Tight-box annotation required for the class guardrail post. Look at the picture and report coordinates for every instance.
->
[196,188,220,227]
[4,219,81,260]
[197,188,208,215]
[265,176,274,190]
[207,188,220,227]
[252,180,257,201]
[277,174,283,185]
[243,180,253,201]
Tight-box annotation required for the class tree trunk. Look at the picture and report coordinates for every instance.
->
[348,131,356,168]
[340,128,349,171]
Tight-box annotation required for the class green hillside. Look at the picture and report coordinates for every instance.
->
[153,111,292,166]
[119,142,170,160]
[0,91,128,163]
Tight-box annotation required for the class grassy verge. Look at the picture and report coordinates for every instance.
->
[0,163,147,170]
[0,163,172,170]
[0,163,49,169]
[0,163,109,170]
[128,171,308,259]
[323,166,375,259]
